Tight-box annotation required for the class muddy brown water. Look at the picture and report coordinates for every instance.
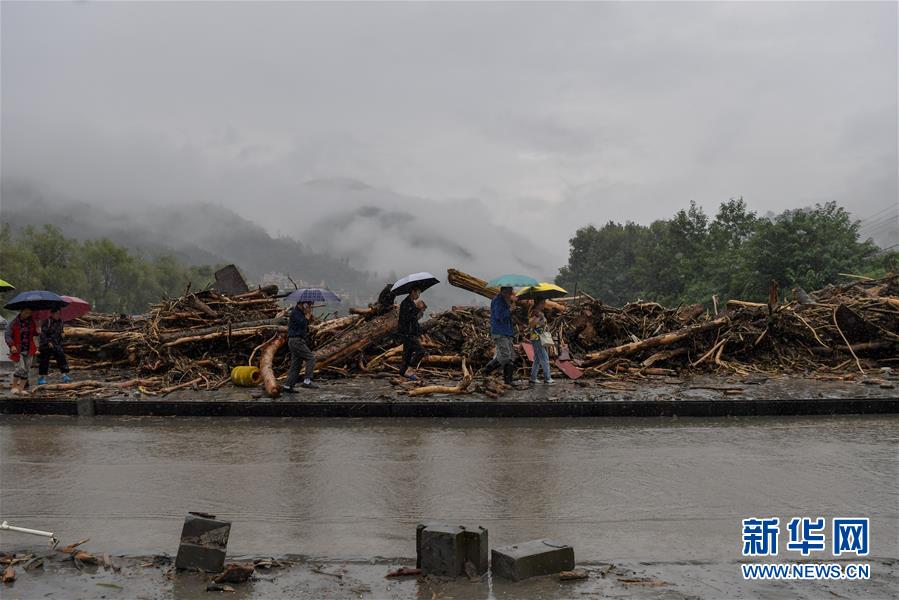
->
[1,415,897,565]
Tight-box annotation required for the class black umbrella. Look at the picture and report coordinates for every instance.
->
[4,290,69,311]
[390,272,440,296]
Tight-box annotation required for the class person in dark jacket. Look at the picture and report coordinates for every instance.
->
[38,309,71,385]
[5,308,38,395]
[397,287,426,380]
[482,286,517,384]
[283,301,317,392]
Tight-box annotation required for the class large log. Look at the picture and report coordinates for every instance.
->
[446,268,566,312]
[386,354,463,366]
[407,360,472,396]
[157,318,287,343]
[314,309,398,370]
[63,327,142,342]
[259,334,286,398]
[584,316,731,366]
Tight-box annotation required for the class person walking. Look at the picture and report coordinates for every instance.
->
[6,308,38,395]
[38,308,72,385]
[282,301,317,392]
[397,287,426,381]
[482,286,517,384]
[528,299,553,384]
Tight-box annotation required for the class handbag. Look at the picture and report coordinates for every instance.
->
[538,330,554,348]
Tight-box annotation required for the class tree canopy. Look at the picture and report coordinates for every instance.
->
[1,224,215,314]
[557,199,895,306]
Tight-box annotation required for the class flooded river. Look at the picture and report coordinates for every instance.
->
[2,415,897,566]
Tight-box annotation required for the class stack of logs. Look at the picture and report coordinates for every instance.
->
[37,269,899,398]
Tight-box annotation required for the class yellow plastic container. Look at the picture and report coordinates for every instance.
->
[231,365,261,386]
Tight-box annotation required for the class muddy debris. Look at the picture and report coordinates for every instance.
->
[385,566,422,578]
[2,565,16,584]
[213,562,255,584]
[26,269,898,400]
[560,569,590,581]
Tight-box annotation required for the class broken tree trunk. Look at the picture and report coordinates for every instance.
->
[63,327,142,343]
[157,318,287,343]
[407,359,472,396]
[447,268,566,312]
[584,315,731,366]
[259,334,286,398]
[35,378,157,392]
[314,309,399,370]
[386,354,463,366]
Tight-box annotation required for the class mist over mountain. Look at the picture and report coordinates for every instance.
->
[0,179,376,294]
[295,178,560,282]
[1,178,564,309]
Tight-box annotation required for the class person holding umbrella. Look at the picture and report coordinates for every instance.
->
[281,288,341,393]
[527,299,553,385]
[391,272,440,382]
[397,287,427,380]
[4,290,68,395]
[5,307,38,394]
[37,308,72,385]
[516,282,567,385]
[282,299,318,393]
[482,286,517,385]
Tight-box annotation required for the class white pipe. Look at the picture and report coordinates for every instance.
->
[1,520,58,547]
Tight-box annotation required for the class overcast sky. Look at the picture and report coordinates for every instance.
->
[2,1,897,265]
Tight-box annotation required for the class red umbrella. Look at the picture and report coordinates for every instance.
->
[34,296,91,322]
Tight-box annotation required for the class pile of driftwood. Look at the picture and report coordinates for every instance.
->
[41,285,396,397]
[33,269,899,399]
[358,270,898,387]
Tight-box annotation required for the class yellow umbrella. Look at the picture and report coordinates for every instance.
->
[0,279,14,292]
[516,282,567,300]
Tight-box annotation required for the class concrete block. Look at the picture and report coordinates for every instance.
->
[175,512,231,572]
[416,523,488,577]
[491,539,574,581]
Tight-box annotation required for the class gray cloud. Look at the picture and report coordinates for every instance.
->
[2,0,896,269]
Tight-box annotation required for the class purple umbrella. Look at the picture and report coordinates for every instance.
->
[285,288,341,304]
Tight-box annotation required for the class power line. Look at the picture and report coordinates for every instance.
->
[858,203,899,222]
[859,214,898,233]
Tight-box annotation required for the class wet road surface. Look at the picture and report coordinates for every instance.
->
[1,415,897,598]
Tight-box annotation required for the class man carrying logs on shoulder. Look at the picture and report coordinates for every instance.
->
[397,287,427,381]
[282,300,317,392]
[481,285,517,385]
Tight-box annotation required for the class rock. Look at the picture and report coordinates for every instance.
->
[491,539,575,582]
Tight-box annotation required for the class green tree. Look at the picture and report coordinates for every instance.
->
[557,199,887,307]
[736,202,878,299]
[556,221,649,305]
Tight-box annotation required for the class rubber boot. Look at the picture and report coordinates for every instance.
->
[482,359,499,377]
[503,363,514,385]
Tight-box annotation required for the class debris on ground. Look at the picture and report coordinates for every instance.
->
[213,562,254,584]
[560,569,589,581]
[23,269,897,399]
[385,566,422,578]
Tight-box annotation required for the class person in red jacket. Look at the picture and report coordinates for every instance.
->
[5,308,38,395]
